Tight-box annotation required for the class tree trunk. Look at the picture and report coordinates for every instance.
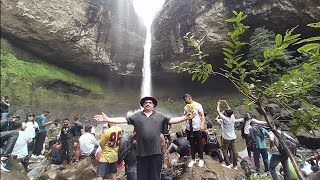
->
[256,102,306,180]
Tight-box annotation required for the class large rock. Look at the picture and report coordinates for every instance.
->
[1,0,145,77]
[0,158,29,180]
[296,130,320,149]
[151,0,320,74]
[39,157,97,180]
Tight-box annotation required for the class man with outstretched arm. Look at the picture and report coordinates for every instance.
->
[94,96,189,180]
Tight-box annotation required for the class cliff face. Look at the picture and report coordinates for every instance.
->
[1,0,146,77]
[1,0,319,78]
[151,0,320,74]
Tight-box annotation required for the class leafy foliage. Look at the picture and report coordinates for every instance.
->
[174,11,320,135]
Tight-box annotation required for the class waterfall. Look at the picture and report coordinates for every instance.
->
[133,0,165,98]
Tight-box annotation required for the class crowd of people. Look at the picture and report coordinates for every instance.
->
[1,94,299,180]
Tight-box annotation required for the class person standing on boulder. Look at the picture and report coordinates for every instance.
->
[182,94,205,168]
[72,115,83,162]
[33,110,52,158]
[60,118,75,165]
[96,122,122,180]
[217,100,239,170]
[94,96,190,180]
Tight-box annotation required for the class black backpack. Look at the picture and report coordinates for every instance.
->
[206,130,218,146]
[275,132,297,156]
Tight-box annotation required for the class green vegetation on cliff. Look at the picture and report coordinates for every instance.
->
[0,50,104,113]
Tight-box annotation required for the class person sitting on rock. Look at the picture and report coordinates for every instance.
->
[0,116,19,172]
[96,122,122,180]
[12,121,33,172]
[203,122,223,163]
[167,131,190,161]
[72,115,84,162]
[0,95,10,120]
[79,125,99,160]
[48,141,62,165]
[60,118,75,165]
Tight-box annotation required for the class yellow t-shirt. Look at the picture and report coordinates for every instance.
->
[99,126,122,163]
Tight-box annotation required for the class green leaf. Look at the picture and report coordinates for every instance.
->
[303,63,311,72]
[224,41,235,48]
[294,36,320,45]
[222,48,234,54]
[307,22,320,28]
[225,63,233,68]
[225,18,236,23]
[276,34,283,46]
[191,72,197,81]
[297,43,320,53]
[223,52,233,59]
[253,59,259,67]
[282,74,290,81]
[232,10,239,15]
[238,60,248,66]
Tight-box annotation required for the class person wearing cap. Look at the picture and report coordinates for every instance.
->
[22,113,38,154]
[94,96,190,180]
[12,121,33,172]
[182,94,205,168]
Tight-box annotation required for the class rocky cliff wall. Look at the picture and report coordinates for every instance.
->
[151,0,320,74]
[1,0,146,77]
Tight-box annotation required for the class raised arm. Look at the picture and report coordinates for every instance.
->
[217,101,222,114]
[223,100,231,109]
[252,118,267,124]
[168,115,188,124]
[94,112,127,124]
[235,118,244,123]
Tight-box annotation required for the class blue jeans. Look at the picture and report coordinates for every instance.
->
[269,154,291,180]
[1,113,9,119]
[253,148,269,172]
[125,163,137,180]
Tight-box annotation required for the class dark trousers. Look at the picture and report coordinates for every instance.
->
[243,134,252,158]
[0,130,19,157]
[27,139,35,155]
[253,148,269,172]
[137,154,162,180]
[33,131,46,155]
[125,163,137,180]
[61,141,74,164]
[269,154,291,180]
[186,130,203,160]
[221,138,237,166]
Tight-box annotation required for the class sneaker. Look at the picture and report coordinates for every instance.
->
[221,164,232,169]
[188,160,195,168]
[198,159,204,167]
[233,166,238,171]
[37,155,45,159]
[1,159,11,172]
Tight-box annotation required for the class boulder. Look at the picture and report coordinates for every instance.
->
[39,157,97,180]
[0,158,28,180]
[266,103,280,116]
[296,130,320,150]
[27,158,50,180]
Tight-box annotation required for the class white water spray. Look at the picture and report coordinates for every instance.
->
[133,0,165,98]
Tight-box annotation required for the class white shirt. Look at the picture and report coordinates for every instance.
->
[238,118,266,135]
[91,127,96,134]
[79,132,99,156]
[12,131,32,159]
[184,101,203,131]
[219,113,240,140]
[22,121,38,138]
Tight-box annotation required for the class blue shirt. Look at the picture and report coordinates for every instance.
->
[36,115,47,133]
[251,127,269,149]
